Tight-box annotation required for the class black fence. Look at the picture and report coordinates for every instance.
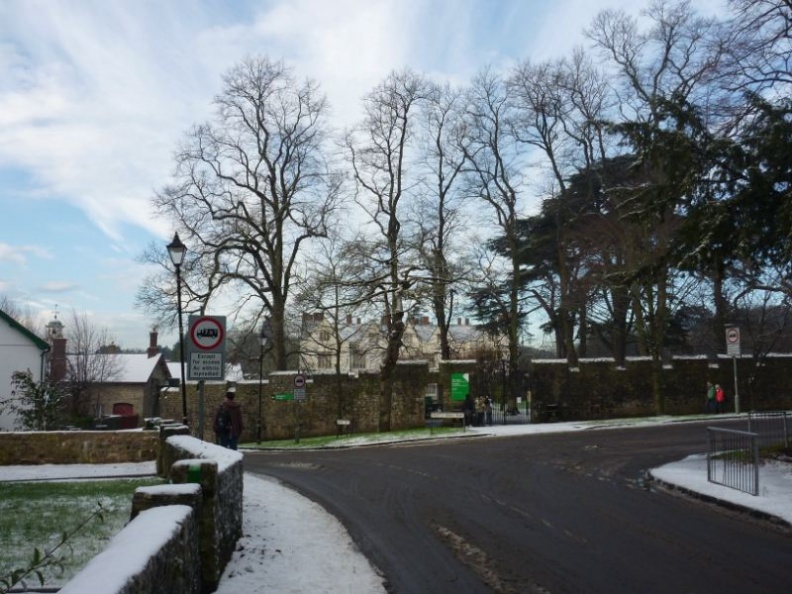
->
[747,411,790,449]
[707,427,759,496]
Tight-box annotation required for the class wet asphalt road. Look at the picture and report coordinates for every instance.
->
[244,421,792,593]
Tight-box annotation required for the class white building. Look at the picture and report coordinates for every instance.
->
[0,309,51,431]
[300,313,506,373]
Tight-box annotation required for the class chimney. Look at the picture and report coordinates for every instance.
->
[147,329,159,358]
[50,337,67,383]
[422,316,429,325]
[346,314,353,324]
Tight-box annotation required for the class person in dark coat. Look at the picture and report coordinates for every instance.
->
[214,390,244,450]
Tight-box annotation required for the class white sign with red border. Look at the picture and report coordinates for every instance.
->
[189,316,225,351]
[187,316,226,380]
[725,326,741,357]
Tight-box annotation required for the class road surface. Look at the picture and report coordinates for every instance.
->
[245,421,791,593]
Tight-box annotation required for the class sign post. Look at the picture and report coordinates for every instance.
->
[725,326,740,414]
[293,373,306,444]
[187,316,226,437]
[187,316,226,381]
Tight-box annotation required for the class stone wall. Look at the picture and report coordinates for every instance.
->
[529,354,792,419]
[156,354,792,439]
[162,433,244,590]
[159,361,443,442]
[58,505,200,594]
[0,430,159,465]
[59,425,244,594]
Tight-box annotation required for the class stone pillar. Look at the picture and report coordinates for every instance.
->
[131,483,202,520]
[157,423,190,476]
[172,459,220,594]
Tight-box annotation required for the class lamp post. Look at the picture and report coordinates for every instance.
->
[500,357,510,425]
[167,232,188,426]
[257,322,269,444]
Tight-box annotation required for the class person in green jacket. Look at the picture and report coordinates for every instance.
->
[706,381,716,414]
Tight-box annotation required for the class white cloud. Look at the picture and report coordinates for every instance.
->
[0,243,51,265]
[39,281,80,293]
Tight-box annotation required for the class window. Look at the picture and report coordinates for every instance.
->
[318,354,332,369]
[351,346,366,370]
[320,330,331,342]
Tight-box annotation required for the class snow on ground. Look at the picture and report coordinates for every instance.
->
[215,473,387,594]
[0,461,156,482]
[649,453,792,524]
[1,416,790,593]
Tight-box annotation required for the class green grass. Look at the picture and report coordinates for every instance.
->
[0,477,164,588]
[241,425,468,449]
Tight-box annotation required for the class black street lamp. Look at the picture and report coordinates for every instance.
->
[257,321,270,443]
[500,357,509,424]
[167,232,188,426]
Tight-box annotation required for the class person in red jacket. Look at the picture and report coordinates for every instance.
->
[715,384,725,414]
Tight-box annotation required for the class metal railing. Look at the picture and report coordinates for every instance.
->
[707,427,760,496]
[747,411,790,449]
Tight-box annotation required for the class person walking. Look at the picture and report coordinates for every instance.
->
[706,381,716,414]
[214,390,244,450]
[474,395,486,427]
[715,384,725,413]
[484,396,493,426]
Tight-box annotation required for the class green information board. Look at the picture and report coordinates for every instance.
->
[450,373,470,401]
[272,393,294,401]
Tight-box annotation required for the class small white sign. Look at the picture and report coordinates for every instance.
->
[430,412,465,420]
[725,326,741,356]
[189,352,224,380]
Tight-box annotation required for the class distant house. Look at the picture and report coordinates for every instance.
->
[49,328,173,426]
[0,309,51,431]
[300,313,506,373]
[88,352,171,423]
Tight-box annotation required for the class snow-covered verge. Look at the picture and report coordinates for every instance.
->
[50,434,244,594]
[58,505,200,594]
[215,473,388,594]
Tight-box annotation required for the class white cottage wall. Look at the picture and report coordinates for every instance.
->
[0,317,48,431]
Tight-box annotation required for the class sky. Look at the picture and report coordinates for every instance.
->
[0,0,728,350]
[1,417,790,592]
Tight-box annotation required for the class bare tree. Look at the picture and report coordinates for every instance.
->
[295,234,373,373]
[508,51,614,363]
[344,69,428,431]
[0,295,44,337]
[412,82,471,360]
[146,56,342,370]
[63,310,123,420]
[460,67,529,375]
[721,0,792,91]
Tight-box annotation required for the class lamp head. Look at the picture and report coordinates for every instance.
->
[167,232,187,267]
